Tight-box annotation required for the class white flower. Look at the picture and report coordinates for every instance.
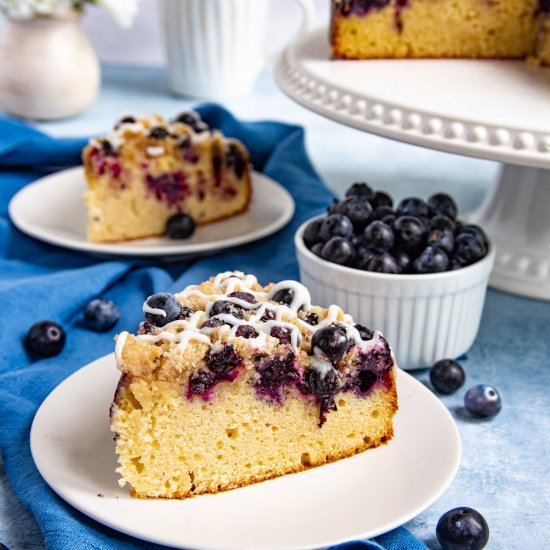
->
[0,0,141,26]
[97,0,140,28]
[0,0,75,19]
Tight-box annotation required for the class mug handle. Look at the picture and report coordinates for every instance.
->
[265,0,315,65]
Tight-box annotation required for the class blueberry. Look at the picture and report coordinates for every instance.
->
[99,139,116,155]
[354,324,374,340]
[209,300,244,319]
[428,193,458,219]
[372,190,393,208]
[149,126,170,140]
[272,288,294,306]
[393,215,429,255]
[335,196,373,231]
[320,214,353,241]
[458,225,489,248]
[372,205,395,220]
[270,326,294,345]
[311,325,349,362]
[255,351,298,389]
[204,345,242,374]
[83,299,120,332]
[202,318,225,329]
[351,234,366,248]
[428,228,454,256]
[364,220,394,251]
[166,213,195,239]
[345,182,374,200]
[431,214,457,233]
[396,197,429,218]
[311,243,323,257]
[366,252,401,274]
[227,291,256,304]
[260,308,276,321]
[225,143,247,178]
[436,507,489,550]
[381,214,396,226]
[179,306,194,319]
[300,311,319,325]
[321,237,354,265]
[302,366,339,424]
[391,248,413,273]
[115,115,136,128]
[454,233,487,265]
[415,246,449,273]
[354,246,377,270]
[235,325,259,339]
[188,371,215,396]
[25,321,66,358]
[464,385,501,418]
[303,218,324,248]
[449,256,468,271]
[430,359,465,394]
[144,292,181,327]
[173,111,208,133]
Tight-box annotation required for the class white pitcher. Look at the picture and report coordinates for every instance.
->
[159,0,315,98]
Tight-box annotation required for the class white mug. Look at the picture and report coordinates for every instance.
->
[159,0,315,98]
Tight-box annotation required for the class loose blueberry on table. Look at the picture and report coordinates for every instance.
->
[429,359,466,395]
[464,384,502,418]
[436,507,489,550]
[83,298,120,332]
[24,320,66,358]
[303,183,489,274]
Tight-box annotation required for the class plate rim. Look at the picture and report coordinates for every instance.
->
[9,167,295,258]
[30,354,461,550]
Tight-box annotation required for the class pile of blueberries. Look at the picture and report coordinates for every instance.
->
[303,182,489,274]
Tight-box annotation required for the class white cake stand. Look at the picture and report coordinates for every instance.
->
[274,28,550,300]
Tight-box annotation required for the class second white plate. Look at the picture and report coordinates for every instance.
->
[9,167,295,258]
[30,354,460,550]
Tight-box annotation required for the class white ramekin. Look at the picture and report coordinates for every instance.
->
[295,217,495,370]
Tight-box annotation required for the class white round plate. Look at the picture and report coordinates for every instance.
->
[31,354,460,550]
[275,29,550,169]
[9,167,294,258]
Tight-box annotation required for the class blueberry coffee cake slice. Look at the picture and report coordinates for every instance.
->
[111,272,398,499]
[83,111,251,242]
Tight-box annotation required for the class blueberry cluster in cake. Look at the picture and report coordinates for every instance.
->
[304,182,489,274]
[116,272,395,425]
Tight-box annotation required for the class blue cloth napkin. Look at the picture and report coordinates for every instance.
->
[0,105,427,550]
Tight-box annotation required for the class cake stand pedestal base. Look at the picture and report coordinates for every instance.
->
[470,164,550,300]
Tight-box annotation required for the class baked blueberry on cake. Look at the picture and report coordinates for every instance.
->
[83,111,252,243]
[330,0,550,65]
[111,272,398,499]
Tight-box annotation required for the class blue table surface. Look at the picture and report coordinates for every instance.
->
[1,65,549,550]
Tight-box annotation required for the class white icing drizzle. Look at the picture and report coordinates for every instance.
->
[143,299,167,318]
[126,273,381,358]
[266,280,311,313]
[311,357,335,379]
[146,146,165,157]
[115,331,129,367]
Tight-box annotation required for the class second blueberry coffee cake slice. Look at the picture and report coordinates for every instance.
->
[83,111,251,242]
[111,272,398,499]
